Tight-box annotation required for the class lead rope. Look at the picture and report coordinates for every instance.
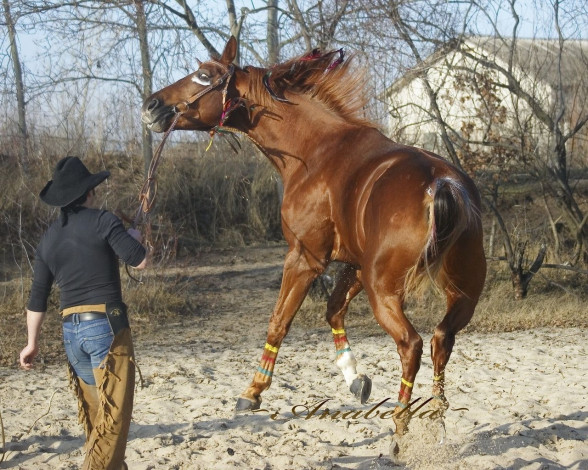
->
[127,62,235,283]
[125,112,183,284]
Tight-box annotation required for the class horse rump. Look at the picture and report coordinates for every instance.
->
[405,176,481,296]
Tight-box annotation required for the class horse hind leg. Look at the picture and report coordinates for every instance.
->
[325,265,372,404]
[430,241,486,415]
[363,285,423,435]
[424,292,480,447]
[430,295,479,410]
[363,290,423,460]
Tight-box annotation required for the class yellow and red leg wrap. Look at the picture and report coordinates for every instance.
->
[254,343,279,384]
[332,328,351,355]
[432,371,445,399]
[399,377,413,404]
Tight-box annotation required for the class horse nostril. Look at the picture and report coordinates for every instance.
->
[146,99,159,112]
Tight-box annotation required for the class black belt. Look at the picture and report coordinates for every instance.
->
[62,312,106,323]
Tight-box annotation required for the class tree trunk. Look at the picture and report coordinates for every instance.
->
[134,0,153,175]
[3,0,28,164]
[510,243,547,300]
[267,0,279,65]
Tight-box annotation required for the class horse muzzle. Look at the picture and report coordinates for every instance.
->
[141,98,176,133]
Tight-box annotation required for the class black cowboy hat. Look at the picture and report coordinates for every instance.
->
[40,156,110,207]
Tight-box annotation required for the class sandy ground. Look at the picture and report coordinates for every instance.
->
[1,246,587,469]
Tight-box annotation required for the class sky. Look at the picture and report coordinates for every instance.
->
[4,0,586,142]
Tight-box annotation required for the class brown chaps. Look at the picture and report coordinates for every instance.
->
[69,328,135,470]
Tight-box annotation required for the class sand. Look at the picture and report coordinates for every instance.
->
[1,246,587,469]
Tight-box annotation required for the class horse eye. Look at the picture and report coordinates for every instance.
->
[192,71,211,86]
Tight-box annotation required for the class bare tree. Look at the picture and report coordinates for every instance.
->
[285,0,353,51]
[145,0,355,67]
[14,1,183,173]
[267,0,279,64]
[456,0,588,266]
[2,0,28,162]
[378,0,588,297]
[134,0,155,173]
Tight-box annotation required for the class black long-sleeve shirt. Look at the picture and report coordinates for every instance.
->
[27,207,146,312]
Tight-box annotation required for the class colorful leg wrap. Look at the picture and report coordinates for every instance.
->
[432,370,445,399]
[332,328,359,387]
[332,328,351,355]
[401,377,414,388]
[433,371,445,382]
[398,377,413,403]
[254,343,279,384]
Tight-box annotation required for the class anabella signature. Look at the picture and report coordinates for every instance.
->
[252,396,468,421]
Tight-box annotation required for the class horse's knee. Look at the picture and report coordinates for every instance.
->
[325,291,348,323]
[325,305,341,324]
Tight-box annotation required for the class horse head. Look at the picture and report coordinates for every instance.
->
[141,37,238,133]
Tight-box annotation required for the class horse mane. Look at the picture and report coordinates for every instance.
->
[246,49,376,128]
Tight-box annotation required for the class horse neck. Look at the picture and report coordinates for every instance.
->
[234,90,355,181]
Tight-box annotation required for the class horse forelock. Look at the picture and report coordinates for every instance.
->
[242,51,375,127]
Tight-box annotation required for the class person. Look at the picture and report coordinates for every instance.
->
[19,156,148,470]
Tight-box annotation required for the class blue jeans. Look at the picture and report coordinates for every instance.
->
[63,316,113,385]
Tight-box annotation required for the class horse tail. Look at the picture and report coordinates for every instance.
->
[405,176,481,296]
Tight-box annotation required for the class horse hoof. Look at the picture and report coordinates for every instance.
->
[389,432,404,464]
[235,396,261,412]
[350,375,372,404]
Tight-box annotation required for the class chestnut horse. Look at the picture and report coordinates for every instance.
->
[142,37,486,444]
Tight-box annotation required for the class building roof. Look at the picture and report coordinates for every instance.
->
[386,36,588,95]
[464,36,588,90]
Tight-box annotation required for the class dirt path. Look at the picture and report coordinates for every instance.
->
[1,245,587,469]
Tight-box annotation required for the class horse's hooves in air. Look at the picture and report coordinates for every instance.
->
[350,374,372,404]
[235,396,261,412]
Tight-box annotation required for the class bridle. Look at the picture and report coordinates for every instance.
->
[126,61,236,283]
[134,60,236,227]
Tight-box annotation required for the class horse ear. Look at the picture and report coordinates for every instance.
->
[220,36,237,65]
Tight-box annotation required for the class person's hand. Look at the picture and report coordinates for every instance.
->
[127,228,143,243]
[20,343,39,370]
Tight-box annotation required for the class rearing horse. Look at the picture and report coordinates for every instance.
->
[141,37,486,445]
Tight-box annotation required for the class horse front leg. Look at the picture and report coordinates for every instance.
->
[325,265,371,404]
[235,248,318,412]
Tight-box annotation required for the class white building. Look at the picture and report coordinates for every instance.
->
[385,36,588,170]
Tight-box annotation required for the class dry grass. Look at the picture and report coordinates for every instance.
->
[1,144,587,370]
[0,264,192,368]
[2,246,587,369]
